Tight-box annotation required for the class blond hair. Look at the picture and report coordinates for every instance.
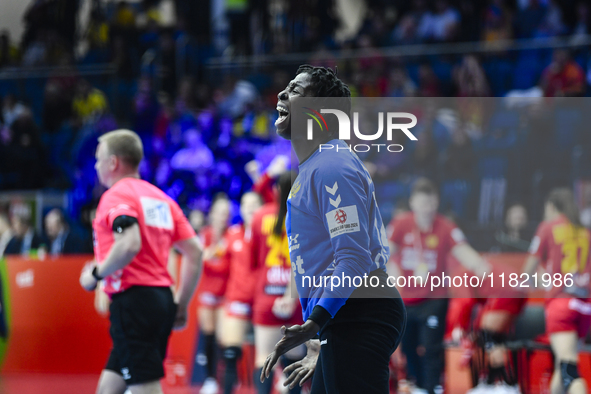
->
[98,129,144,169]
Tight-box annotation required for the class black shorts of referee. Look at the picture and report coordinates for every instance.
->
[105,286,177,385]
[310,269,407,394]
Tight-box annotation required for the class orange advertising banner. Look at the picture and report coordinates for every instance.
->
[0,255,199,380]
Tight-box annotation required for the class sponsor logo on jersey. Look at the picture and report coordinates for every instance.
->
[141,197,173,229]
[288,234,300,252]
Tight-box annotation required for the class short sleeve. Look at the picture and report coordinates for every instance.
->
[102,190,140,229]
[171,202,196,242]
[388,217,404,246]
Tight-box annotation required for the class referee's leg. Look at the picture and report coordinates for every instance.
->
[97,369,127,394]
[311,297,406,393]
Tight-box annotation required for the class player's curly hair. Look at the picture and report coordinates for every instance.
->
[296,65,351,98]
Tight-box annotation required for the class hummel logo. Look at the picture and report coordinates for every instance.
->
[329,195,341,208]
[325,182,338,195]
[320,339,328,345]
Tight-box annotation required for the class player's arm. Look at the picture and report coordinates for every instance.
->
[387,240,402,278]
[452,243,490,276]
[172,236,203,328]
[522,255,541,276]
[523,224,548,278]
[96,218,142,278]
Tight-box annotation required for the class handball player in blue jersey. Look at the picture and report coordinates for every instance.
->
[260,65,407,393]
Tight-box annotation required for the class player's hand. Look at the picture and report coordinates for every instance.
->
[172,304,188,330]
[260,319,319,383]
[94,284,110,316]
[267,155,288,178]
[272,296,296,319]
[79,262,98,291]
[283,339,320,389]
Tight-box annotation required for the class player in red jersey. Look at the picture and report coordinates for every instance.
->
[388,178,489,394]
[194,195,232,394]
[251,171,304,394]
[524,188,591,394]
[79,130,202,394]
[220,191,263,394]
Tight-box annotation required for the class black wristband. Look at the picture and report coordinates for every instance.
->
[91,266,104,281]
[307,305,332,330]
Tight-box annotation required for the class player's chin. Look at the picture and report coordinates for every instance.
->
[275,116,291,140]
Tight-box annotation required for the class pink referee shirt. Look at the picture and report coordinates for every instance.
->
[93,177,196,296]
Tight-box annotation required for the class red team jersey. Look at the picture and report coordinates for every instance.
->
[93,177,195,296]
[195,225,231,306]
[251,203,302,326]
[224,224,257,305]
[388,212,466,304]
[529,215,591,337]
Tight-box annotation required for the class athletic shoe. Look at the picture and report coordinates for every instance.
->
[200,377,219,394]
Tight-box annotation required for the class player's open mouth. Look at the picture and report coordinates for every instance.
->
[275,104,290,127]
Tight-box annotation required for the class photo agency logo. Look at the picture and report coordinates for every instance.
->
[296,98,418,153]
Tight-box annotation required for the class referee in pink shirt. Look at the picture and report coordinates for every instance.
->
[79,129,203,394]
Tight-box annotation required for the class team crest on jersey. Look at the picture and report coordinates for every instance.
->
[289,181,301,199]
[426,235,439,248]
[326,205,360,238]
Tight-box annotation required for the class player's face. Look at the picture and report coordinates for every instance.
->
[410,193,438,222]
[95,142,114,187]
[276,72,314,139]
[210,200,230,230]
[240,193,262,226]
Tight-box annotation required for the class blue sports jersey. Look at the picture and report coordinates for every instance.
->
[286,139,390,321]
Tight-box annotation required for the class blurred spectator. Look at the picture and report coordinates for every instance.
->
[133,76,159,136]
[387,65,417,97]
[2,95,26,129]
[85,6,110,57]
[21,30,48,66]
[540,49,586,97]
[535,0,566,37]
[515,0,547,38]
[72,79,108,123]
[454,55,490,96]
[189,209,206,233]
[418,63,441,96]
[483,0,513,42]
[0,213,12,257]
[113,1,136,28]
[0,30,19,68]
[572,1,591,39]
[417,0,461,42]
[491,203,533,252]
[5,209,46,257]
[392,0,429,44]
[1,108,46,189]
[169,128,214,172]
[44,208,85,255]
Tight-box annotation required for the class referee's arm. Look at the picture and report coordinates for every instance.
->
[95,221,142,278]
[172,236,203,328]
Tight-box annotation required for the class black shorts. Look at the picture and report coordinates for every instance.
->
[311,274,407,394]
[105,286,177,385]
